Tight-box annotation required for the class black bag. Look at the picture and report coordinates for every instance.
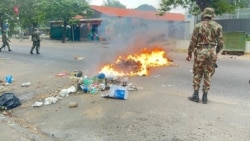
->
[0,93,21,110]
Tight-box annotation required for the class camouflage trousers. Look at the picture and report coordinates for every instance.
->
[1,41,10,50]
[192,47,217,93]
[31,41,40,52]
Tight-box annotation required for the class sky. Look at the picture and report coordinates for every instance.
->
[89,0,186,14]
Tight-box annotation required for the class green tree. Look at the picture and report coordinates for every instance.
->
[0,0,43,36]
[35,0,92,43]
[0,0,16,34]
[103,0,126,8]
[158,0,249,16]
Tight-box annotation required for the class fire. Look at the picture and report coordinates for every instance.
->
[100,47,171,76]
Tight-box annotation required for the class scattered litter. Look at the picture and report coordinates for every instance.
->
[71,70,82,77]
[56,72,68,77]
[0,93,21,110]
[5,75,13,84]
[59,89,69,97]
[102,85,128,100]
[2,110,12,116]
[32,101,43,107]
[127,83,138,91]
[155,75,160,78]
[44,96,58,105]
[69,102,78,108]
[21,82,31,87]
[74,56,85,61]
[59,86,77,97]
[31,72,140,107]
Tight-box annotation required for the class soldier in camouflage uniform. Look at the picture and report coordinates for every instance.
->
[0,31,11,52]
[186,7,224,104]
[30,28,40,54]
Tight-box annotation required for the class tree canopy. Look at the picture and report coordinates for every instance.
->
[135,4,157,11]
[103,0,126,8]
[34,0,92,42]
[158,0,250,16]
[0,0,93,42]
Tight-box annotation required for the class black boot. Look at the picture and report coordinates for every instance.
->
[188,90,199,102]
[30,49,33,54]
[36,49,40,54]
[202,93,208,104]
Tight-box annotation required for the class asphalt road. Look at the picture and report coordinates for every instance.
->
[2,39,250,101]
[0,39,249,141]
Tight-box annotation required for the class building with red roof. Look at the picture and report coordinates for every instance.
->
[50,5,187,41]
[90,5,185,21]
[87,5,186,41]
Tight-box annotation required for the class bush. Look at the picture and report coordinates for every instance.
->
[247,36,250,41]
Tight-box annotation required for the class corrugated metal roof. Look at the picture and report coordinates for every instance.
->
[90,5,185,21]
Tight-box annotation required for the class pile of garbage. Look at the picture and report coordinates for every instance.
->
[32,71,139,107]
[76,72,138,96]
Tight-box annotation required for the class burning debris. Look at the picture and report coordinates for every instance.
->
[100,47,172,76]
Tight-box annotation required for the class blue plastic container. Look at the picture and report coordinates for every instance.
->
[114,89,128,99]
[109,85,128,100]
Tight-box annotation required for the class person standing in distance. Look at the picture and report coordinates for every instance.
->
[0,31,12,52]
[30,28,40,54]
[186,7,224,104]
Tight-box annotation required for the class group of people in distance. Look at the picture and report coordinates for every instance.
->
[0,28,41,54]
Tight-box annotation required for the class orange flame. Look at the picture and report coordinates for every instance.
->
[100,47,170,76]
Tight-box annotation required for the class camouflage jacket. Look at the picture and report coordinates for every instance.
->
[188,19,224,56]
[2,34,10,42]
[32,31,40,42]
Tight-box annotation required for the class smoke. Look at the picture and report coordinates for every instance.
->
[86,14,184,75]
[98,16,173,56]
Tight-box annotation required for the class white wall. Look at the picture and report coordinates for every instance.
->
[246,41,250,53]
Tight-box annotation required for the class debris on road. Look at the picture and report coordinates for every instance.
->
[59,86,77,97]
[56,72,68,77]
[74,56,85,61]
[21,82,31,87]
[0,93,21,110]
[44,96,58,105]
[102,84,128,100]
[69,102,78,108]
[32,101,43,107]
[5,75,13,85]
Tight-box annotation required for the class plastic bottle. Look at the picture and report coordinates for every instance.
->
[21,82,31,87]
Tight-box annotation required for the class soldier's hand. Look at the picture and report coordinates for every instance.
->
[186,55,192,61]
